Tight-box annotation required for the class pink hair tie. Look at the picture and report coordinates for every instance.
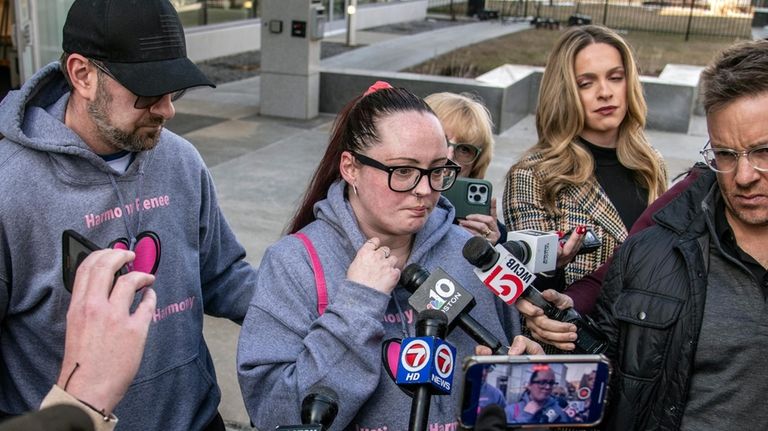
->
[363,81,393,96]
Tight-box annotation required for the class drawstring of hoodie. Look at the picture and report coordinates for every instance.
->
[107,159,147,250]
[392,292,410,340]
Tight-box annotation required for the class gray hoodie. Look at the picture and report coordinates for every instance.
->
[237,180,521,431]
[0,63,256,430]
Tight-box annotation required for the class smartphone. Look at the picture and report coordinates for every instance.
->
[559,227,601,255]
[459,355,611,429]
[62,229,127,293]
[442,178,492,220]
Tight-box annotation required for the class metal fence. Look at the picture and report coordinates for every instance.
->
[428,0,754,38]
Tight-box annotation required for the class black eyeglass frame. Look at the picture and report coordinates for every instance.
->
[447,141,483,165]
[530,380,558,387]
[699,141,768,173]
[88,58,186,110]
[350,151,461,192]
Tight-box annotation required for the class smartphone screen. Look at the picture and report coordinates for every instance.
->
[460,356,610,428]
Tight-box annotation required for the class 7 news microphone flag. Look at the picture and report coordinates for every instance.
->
[395,309,456,431]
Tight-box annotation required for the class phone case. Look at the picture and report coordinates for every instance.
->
[560,227,601,255]
[459,355,612,429]
[62,230,102,293]
[442,178,492,219]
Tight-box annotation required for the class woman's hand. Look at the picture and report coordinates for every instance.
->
[347,237,401,295]
[515,289,578,351]
[523,399,544,415]
[556,226,586,268]
[460,198,501,244]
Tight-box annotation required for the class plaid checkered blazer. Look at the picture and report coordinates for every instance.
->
[503,150,661,286]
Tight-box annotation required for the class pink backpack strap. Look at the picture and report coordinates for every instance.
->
[293,233,328,315]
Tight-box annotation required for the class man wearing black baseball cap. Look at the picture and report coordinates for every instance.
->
[0,1,256,430]
[62,0,215,105]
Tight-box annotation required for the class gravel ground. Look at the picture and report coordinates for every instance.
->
[195,17,469,84]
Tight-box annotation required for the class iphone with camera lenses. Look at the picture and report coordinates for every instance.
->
[459,355,611,429]
[442,177,492,220]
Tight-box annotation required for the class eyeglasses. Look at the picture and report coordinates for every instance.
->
[531,380,558,387]
[447,141,482,165]
[351,151,461,192]
[89,59,186,109]
[700,141,768,173]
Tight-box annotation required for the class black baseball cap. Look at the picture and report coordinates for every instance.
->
[62,0,215,97]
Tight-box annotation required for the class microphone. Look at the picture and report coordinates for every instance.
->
[505,229,559,273]
[462,237,608,354]
[276,386,339,431]
[395,309,456,431]
[543,408,559,423]
[400,264,507,355]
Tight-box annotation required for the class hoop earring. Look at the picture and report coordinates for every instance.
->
[352,184,359,196]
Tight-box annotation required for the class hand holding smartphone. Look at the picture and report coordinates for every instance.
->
[62,230,128,293]
[559,227,601,255]
[459,355,611,429]
[442,178,493,220]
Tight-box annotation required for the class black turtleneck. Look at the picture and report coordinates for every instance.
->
[580,137,648,230]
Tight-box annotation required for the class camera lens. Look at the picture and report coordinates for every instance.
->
[472,194,481,202]
[479,186,487,193]
[469,185,477,193]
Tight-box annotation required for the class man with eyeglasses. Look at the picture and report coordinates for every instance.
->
[0,1,257,430]
[590,39,768,430]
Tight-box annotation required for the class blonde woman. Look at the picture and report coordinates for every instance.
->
[503,25,667,288]
[426,92,506,244]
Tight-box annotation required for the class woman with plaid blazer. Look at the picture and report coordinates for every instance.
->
[503,25,667,289]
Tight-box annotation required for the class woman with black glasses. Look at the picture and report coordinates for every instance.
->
[426,92,506,244]
[506,366,572,424]
[237,82,541,431]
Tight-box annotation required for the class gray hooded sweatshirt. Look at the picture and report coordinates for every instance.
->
[237,180,521,431]
[0,63,256,430]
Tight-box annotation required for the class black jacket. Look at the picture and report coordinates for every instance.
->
[592,169,717,431]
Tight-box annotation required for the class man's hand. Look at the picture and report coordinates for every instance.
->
[516,289,578,351]
[475,335,545,356]
[57,249,156,415]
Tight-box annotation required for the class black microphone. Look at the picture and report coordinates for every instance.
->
[276,386,339,431]
[462,237,608,354]
[400,264,507,355]
[409,309,448,431]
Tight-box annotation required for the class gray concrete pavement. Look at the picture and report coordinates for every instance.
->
[169,20,710,429]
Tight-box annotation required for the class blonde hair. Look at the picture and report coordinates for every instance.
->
[518,25,666,212]
[425,92,495,179]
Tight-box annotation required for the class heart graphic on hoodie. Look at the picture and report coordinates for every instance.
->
[381,338,415,397]
[110,231,161,275]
